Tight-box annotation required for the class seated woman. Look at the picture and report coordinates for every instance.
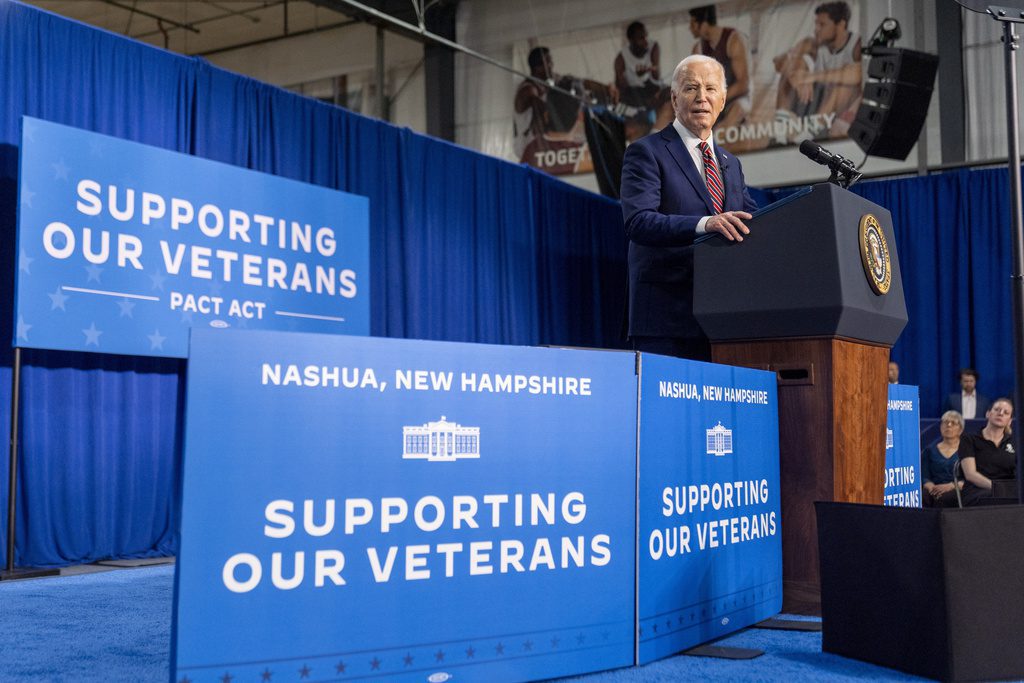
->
[959,398,1016,506]
[921,410,963,507]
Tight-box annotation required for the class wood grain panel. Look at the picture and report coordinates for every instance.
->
[712,337,889,614]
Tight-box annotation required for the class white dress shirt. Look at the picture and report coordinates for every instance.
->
[962,391,977,420]
[671,118,716,234]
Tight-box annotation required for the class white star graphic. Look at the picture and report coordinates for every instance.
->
[51,158,70,181]
[89,139,104,157]
[147,329,167,351]
[117,298,136,318]
[16,316,31,342]
[179,309,194,324]
[149,271,167,291]
[48,287,69,311]
[20,184,35,209]
[19,250,34,274]
[85,264,103,283]
[82,323,102,347]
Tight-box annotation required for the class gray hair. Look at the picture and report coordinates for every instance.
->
[940,410,964,431]
[671,54,726,95]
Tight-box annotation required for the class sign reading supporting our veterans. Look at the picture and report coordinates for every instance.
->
[174,330,637,683]
[885,384,922,507]
[637,354,782,664]
[14,117,369,358]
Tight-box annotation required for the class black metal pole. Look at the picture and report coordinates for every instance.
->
[996,13,1024,502]
[6,347,20,572]
[1,348,56,581]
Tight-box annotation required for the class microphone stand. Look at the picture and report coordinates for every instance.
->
[801,141,863,189]
[983,4,1024,504]
[828,163,862,190]
[953,460,965,509]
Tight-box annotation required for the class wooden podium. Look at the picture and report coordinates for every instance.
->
[694,183,908,613]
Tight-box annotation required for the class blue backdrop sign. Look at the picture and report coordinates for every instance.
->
[885,384,921,507]
[636,354,782,664]
[174,330,637,683]
[14,117,369,358]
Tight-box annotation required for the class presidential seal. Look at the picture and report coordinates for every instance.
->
[859,214,891,295]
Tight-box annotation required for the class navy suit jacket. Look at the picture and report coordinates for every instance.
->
[943,391,991,419]
[620,124,756,339]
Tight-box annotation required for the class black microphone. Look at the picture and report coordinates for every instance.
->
[799,139,854,169]
[798,140,862,188]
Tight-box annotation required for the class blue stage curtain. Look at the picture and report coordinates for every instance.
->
[0,0,1018,566]
[15,352,183,565]
[532,177,626,348]
[0,0,629,566]
[761,169,1016,418]
[852,169,1014,418]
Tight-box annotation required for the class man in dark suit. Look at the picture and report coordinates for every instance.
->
[620,54,757,360]
[943,368,990,420]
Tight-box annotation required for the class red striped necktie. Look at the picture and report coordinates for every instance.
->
[699,141,724,214]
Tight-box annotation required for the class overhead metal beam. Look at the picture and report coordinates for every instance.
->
[195,19,360,57]
[409,0,424,29]
[133,1,287,40]
[391,56,424,102]
[423,0,455,140]
[309,0,591,104]
[207,2,262,23]
[102,0,200,34]
[376,25,388,120]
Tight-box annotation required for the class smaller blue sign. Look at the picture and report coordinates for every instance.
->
[15,117,369,358]
[636,354,782,664]
[885,384,921,507]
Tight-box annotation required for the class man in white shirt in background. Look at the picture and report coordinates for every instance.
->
[943,368,990,420]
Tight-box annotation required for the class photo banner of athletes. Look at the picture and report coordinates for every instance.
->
[512,0,867,176]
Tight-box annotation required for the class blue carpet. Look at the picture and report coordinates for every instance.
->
[0,566,927,682]
[0,565,174,682]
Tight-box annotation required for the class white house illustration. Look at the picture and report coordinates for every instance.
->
[886,428,894,449]
[403,416,480,461]
[705,422,733,457]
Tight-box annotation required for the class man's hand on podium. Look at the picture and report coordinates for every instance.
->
[706,211,752,242]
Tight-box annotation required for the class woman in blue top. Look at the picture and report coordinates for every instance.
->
[921,410,963,507]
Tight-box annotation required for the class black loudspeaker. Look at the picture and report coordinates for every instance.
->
[583,108,625,199]
[546,76,584,132]
[849,47,939,160]
[816,502,1024,682]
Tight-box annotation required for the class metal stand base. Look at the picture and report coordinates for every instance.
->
[681,644,764,660]
[754,617,823,632]
[95,557,174,568]
[0,566,59,581]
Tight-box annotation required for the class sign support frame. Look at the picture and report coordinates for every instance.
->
[1,346,58,580]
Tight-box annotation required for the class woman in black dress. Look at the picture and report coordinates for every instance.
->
[959,398,1015,506]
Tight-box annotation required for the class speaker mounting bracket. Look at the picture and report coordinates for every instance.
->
[987,5,1024,23]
